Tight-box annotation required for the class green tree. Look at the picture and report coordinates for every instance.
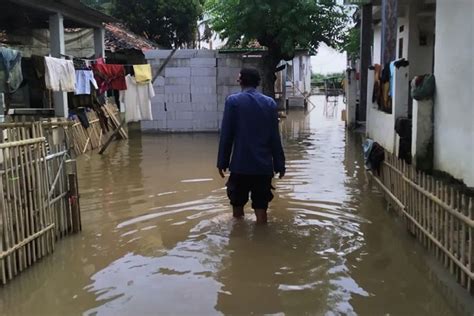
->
[112,0,205,48]
[206,0,349,97]
[339,26,360,60]
[81,0,112,13]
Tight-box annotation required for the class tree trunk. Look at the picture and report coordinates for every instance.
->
[262,50,281,99]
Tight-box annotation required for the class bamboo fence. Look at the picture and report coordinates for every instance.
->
[0,121,81,284]
[68,103,127,156]
[370,151,473,293]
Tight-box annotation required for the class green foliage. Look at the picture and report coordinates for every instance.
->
[338,26,360,59]
[206,0,350,95]
[81,0,112,13]
[205,0,350,60]
[311,72,344,86]
[109,0,205,48]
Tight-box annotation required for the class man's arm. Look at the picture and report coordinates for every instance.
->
[217,97,235,177]
[271,105,286,178]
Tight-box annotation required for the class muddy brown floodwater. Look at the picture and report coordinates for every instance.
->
[0,97,463,315]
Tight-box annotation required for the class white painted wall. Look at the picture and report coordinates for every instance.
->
[407,1,435,78]
[433,0,474,187]
[346,70,357,128]
[287,53,312,98]
[366,69,396,151]
[396,12,409,60]
[372,24,382,65]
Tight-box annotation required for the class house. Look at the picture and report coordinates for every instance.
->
[195,21,313,108]
[0,0,116,117]
[355,0,473,188]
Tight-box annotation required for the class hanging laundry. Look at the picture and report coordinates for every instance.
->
[133,64,152,83]
[31,55,46,89]
[0,47,23,93]
[73,58,88,69]
[120,74,155,123]
[371,64,382,104]
[380,63,392,112]
[75,70,98,95]
[92,63,127,94]
[44,57,76,92]
[69,108,90,129]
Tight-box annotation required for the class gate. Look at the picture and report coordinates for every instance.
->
[0,121,80,284]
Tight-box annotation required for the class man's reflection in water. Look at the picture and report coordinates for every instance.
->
[215,220,283,314]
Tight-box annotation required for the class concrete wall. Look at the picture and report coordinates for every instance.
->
[7,29,95,58]
[346,69,358,128]
[396,13,409,60]
[366,64,409,153]
[285,53,312,99]
[407,3,435,77]
[143,50,253,133]
[143,50,220,133]
[373,24,382,65]
[366,69,396,151]
[433,0,474,187]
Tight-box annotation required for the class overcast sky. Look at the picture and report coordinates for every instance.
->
[311,43,347,75]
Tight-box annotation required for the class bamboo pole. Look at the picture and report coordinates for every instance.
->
[19,127,32,267]
[11,144,25,271]
[0,224,55,259]
[384,161,474,227]
[444,184,449,268]
[21,127,37,265]
[449,188,455,275]
[0,137,45,149]
[369,171,474,279]
[435,181,441,260]
[32,127,46,257]
[0,165,7,284]
[460,194,466,287]
[39,125,55,254]
[14,141,27,270]
[68,173,80,233]
[468,198,473,292]
[2,148,13,280]
[4,146,17,277]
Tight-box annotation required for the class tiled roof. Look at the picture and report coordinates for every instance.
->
[104,23,158,52]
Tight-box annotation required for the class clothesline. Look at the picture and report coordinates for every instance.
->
[59,53,149,67]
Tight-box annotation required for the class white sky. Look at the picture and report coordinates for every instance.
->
[311,43,347,75]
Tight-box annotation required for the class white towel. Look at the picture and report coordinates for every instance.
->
[44,57,76,92]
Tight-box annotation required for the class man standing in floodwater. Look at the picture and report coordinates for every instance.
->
[217,68,286,224]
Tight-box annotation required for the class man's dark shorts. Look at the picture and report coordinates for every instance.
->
[226,173,274,210]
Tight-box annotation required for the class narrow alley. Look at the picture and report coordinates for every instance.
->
[0,96,462,315]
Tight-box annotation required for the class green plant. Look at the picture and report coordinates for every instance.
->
[206,0,350,97]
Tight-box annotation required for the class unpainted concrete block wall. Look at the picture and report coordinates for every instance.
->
[143,50,224,132]
[142,50,264,133]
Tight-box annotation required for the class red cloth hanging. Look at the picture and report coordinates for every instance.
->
[92,63,127,94]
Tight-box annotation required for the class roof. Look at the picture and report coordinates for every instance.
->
[0,0,117,29]
[104,23,158,52]
[218,48,310,55]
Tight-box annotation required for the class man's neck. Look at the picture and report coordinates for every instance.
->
[242,86,256,92]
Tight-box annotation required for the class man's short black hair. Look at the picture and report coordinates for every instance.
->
[240,68,261,88]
